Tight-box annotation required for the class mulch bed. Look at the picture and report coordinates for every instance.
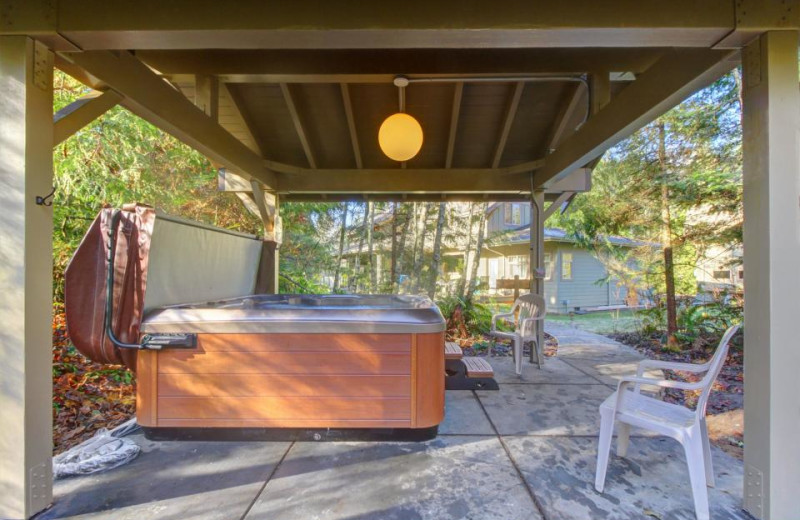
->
[52,305,135,454]
[457,333,558,358]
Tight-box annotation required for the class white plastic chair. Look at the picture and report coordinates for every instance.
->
[594,325,740,520]
[489,293,546,374]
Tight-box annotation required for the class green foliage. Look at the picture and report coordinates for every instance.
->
[436,295,493,337]
[552,72,743,340]
[675,294,743,347]
[52,71,261,301]
[636,306,666,336]
[634,295,742,351]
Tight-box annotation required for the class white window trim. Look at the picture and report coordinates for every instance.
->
[544,252,553,280]
[561,252,573,281]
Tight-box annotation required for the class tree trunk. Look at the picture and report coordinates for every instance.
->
[332,202,348,292]
[396,204,412,292]
[410,203,420,272]
[658,122,679,347]
[412,203,431,292]
[367,201,376,293]
[390,202,399,293]
[466,202,488,302]
[353,203,367,292]
[459,203,476,298]
[428,202,446,298]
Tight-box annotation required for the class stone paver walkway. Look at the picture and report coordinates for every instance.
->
[38,323,748,520]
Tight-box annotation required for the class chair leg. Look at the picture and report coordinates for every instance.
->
[514,336,522,376]
[536,338,543,369]
[699,418,715,488]
[617,423,631,457]
[595,408,615,493]
[683,431,710,520]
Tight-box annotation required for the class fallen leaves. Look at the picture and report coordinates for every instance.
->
[52,303,135,454]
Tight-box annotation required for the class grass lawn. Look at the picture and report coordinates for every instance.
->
[546,309,639,334]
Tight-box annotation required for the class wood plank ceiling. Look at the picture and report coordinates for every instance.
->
[140,48,660,173]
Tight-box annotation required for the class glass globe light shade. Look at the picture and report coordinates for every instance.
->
[378,113,423,162]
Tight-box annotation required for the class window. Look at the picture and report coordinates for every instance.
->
[713,270,731,280]
[561,252,573,280]
[503,203,523,225]
[507,255,529,279]
[544,252,553,280]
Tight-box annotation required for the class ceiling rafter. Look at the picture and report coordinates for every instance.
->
[445,82,464,169]
[491,81,525,169]
[222,83,266,157]
[542,82,585,155]
[280,83,317,169]
[340,83,362,169]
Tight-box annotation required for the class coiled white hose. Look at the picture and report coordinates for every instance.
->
[53,418,141,479]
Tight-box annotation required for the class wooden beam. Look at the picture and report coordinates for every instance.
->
[533,48,737,188]
[589,71,611,115]
[20,1,742,50]
[585,72,611,169]
[251,180,279,240]
[235,192,261,217]
[492,81,525,168]
[218,168,253,192]
[340,83,362,169]
[504,158,546,175]
[277,168,532,193]
[138,48,669,77]
[194,74,218,121]
[53,90,121,145]
[60,50,275,188]
[280,193,560,203]
[543,191,574,220]
[542,82,585,155]
[445,82,463,169]
[280,83,317,169]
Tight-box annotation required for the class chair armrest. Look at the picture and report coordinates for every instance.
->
[491,312,514,331]
[612,376,704,416]
[635,359,710,377]
[617,376,704,393]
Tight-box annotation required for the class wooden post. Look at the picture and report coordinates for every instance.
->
[0,36,54,519]
[741,30,800,520]
[529,190,545,362]
[251,183,281,294]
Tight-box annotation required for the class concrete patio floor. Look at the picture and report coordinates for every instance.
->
[38,324,749,520]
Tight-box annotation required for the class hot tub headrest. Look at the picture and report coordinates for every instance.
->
[65,204,263,369]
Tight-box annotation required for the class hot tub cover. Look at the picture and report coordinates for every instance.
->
[65,204,155,369]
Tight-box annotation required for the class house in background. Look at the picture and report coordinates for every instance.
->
[695,243,744,293]
[471,202,649,313]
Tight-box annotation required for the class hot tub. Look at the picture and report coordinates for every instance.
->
[65,207,446,440]
[136,294,446,439]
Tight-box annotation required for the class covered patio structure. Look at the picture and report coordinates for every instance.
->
[1,2,798,518]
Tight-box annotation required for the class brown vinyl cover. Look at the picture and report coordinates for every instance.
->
[64,204,156,370]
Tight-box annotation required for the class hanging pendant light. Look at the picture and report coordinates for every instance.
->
[379,76,424,162]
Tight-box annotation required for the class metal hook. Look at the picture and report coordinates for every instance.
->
[35,186,56,206]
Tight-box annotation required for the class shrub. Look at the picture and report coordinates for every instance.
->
[437,295,493,338]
